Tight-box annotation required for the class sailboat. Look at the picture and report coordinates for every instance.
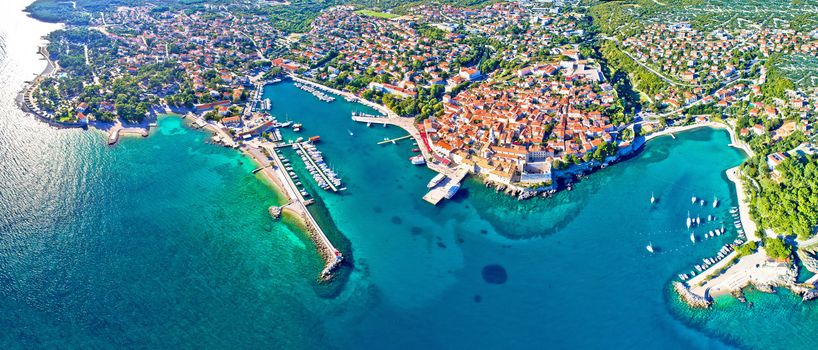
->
[700,199,705,206]
[690,232,696,244]
[686,211,692,229]
[696,216,701,225]
[720,224,725,235]
[646,243,655,253]
[650,192,655,205]
[713,195,719,208]
[691,196,697,204]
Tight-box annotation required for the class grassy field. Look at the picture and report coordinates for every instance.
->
[354,9,399,19]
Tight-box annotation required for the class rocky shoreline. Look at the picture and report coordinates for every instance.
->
[673,282,712,308]
[282,205,344,282]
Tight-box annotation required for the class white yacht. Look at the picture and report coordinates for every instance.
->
[427,173,446,189]
[646,243,655,253]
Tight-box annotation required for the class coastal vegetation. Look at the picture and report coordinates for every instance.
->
[736,241,758,258]
[764,237,794,261]
[743,153,818,240]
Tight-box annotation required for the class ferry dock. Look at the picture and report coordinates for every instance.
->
[423,166,469,205]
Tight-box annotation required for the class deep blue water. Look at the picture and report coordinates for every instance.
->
[2,2,818,349]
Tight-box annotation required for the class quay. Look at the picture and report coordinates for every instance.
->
[350,114,447,171]
[377,134,412,145]
[293,142,339,192]
[423,166,469,205]
[107,122,150,145]
[351,113,470,205]
[255,142,344,280]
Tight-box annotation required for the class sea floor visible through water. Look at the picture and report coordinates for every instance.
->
[1,2,818,347]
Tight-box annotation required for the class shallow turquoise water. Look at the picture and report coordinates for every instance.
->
[2,2,818,348]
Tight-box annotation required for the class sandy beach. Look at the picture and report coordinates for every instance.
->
[726,166,759,241]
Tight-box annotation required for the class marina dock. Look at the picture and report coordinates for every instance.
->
[293,142,339,192]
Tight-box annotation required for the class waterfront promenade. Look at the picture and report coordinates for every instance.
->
[645,121,755,158]
[350,113,471,205]
[350,114,453,174]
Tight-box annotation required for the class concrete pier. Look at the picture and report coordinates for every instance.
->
[423,166,469,205]
[293,142,338,192]
[377,134,412,145]
[256,143,343,280]
[351,114,470,205]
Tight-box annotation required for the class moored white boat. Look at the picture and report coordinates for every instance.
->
[427,173,446,189]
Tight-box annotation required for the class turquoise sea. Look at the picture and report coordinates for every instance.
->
[1,2,818,348]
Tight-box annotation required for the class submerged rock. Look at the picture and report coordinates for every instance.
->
[482,264,508,285]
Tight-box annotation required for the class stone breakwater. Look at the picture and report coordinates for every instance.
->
[284,205,344,282]
[673,282,712,308]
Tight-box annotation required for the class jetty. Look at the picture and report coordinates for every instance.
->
[423,166,469,205]
[293,142,339,192]
[257,143,344,280]
[377,134,412,145]
[351,113,470,205]
[252,165,270,174]
[107,122,150,145]
[268,205,282,219]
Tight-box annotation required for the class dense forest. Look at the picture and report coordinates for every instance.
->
[742,140,818,240]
